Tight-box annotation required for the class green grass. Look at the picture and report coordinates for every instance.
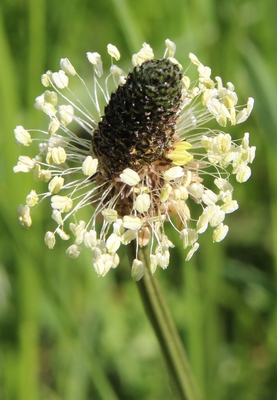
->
[0,0,276,399]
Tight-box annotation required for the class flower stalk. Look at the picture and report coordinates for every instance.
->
[129,242,201,400]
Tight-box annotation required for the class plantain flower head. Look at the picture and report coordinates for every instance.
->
[14,40,255,280]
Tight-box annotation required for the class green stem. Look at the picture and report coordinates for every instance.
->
[129,244,202,400]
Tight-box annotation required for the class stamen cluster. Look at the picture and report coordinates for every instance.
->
[14,39,255,280]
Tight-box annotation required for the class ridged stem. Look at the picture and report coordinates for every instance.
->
[128,243,202,400]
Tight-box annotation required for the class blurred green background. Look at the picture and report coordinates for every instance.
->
[0,0,276,399]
